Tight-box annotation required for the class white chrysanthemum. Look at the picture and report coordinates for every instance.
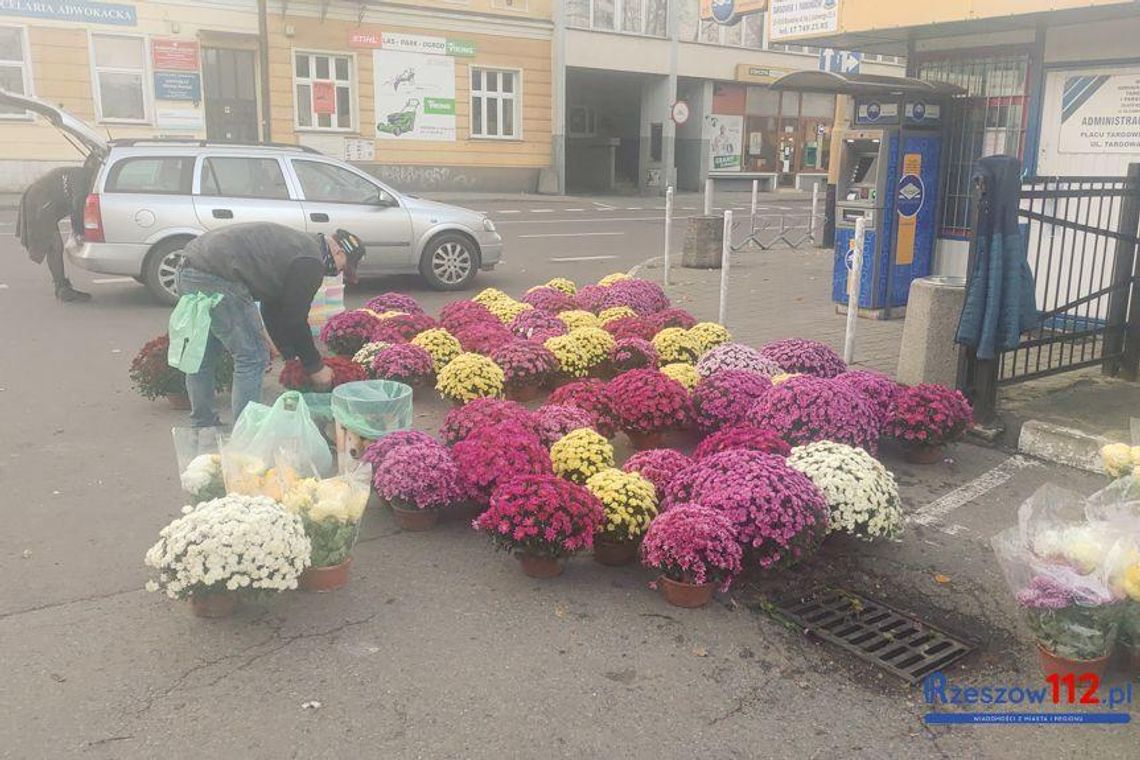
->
[788,440,903,540]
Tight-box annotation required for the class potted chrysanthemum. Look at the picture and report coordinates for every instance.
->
[410,327,462,373]
[130,334,233,408]
[641,504,743,608]
[492,340,560,402]
[435,352,506,405]
[320,310,379,356]
[651,327,702,365]
[760,338,847,378]
[451,421,552,506]
[282,468,372,591]
[585,468,658,566]
[439,397,538,445]
[373,442,463,531]
[280,356,367,391]
[788,441,903,541]
[884,383,973,464]
[607,369,692,450]
[550,427,615,484]
[370,344,435,396]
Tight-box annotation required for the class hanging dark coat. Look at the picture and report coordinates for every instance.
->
[955,155,1040,360]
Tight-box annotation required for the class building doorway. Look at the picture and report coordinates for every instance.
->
[202,48,259,143]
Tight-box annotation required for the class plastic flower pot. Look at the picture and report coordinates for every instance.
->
[659,576,715,608]
[507,383,543,403]
[189,591,238,619]
[905,444,945,465]
[167,393,191,411]
[518,553,563,578]
[593,537,638,567]
[627,430,667,450]
[391,503,440,532]
[1035,642,1111,679]
[299,557,353,592]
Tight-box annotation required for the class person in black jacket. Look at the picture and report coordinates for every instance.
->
[176,222,365,428]
[16,165,94,302]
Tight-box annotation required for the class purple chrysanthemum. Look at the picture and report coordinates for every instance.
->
[622,448,692,497]
[747,375,881,453]
[692,370,773,434]
[534,404,597,447]
[365,292,423,314]
[510,309,569,342]
[760,338,847,378]
[439,397,538,445]
[696,342,782,378]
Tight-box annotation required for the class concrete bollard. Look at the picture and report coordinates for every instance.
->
[682,215,724,269]
[896,276,967,387]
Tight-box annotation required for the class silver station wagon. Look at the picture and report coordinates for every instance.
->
[1,92,502,304]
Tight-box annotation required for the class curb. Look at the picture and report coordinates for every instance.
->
[1017,419,1111,475]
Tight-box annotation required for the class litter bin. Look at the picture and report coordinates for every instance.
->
[331,380,413,460]
[897,276,967,387]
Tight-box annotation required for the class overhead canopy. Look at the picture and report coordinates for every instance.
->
[769,71,965,98]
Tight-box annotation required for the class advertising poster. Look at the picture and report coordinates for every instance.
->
[705,114,744,171]
[1059,73,1140,154]
[373,47,456,141]
[770,0,839,41]
[312,81,336,115]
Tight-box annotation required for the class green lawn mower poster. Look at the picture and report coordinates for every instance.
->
[373,46,456,141]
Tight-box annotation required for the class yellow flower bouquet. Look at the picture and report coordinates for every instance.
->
[551,428,615,484]
[279,466,371,572]
[436,352,505,404]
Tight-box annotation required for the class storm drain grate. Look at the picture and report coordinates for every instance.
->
[774,589,974,683]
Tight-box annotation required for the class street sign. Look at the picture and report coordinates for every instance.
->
[671,100,690,125]
[819,49,862,75]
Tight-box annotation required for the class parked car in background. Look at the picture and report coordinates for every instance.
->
[0,91,502,305]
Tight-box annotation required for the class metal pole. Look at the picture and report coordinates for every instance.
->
[663,186,674,288]
[844,216,865,364]
[704,177,714,216]
[719,210,732,326]
[810,183,819,241]
[751,179,759,223]
[257,0,272,141]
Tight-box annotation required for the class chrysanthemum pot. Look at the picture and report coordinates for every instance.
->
[1035,642,1111,679]
[189,591,238,618]
[626,430,667,450]
[299,557,352,592]
[904,443,945,465]
[507,383,543,403]
[518,552,563,578]
[166,392,191,411]
[390,502,440,531]
[658,576,715,608]
[594,536,639,567]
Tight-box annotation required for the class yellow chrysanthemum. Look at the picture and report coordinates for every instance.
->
[485,298,532,325]
[435,352,505,403]
[352,341,392,373]
[544,327,612,378]
[585,468,658,541]
[599,306,637,325]
[651,327,702,365]
[551,428,615,484]
[411,328,462,372]
[688,322,733,354]
[771,372,801,385]
[358,309,407,322]
[661,362,700,392]
[1122,564,1140,601]
[472,288,512,306]
[558,309,602,330]
[545,277,578,296]
[598,272,631,287]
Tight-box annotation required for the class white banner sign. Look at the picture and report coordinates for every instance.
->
[381,32,448,56]
[373,48,456,142]
[706,114,744,171]
[1059,73,1140,154]
[770,0,839,41]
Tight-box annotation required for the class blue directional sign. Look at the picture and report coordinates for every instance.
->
[819,49,863,75]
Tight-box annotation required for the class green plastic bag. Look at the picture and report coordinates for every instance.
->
[332,380,413,440]
[224,391,335,482]
[302,392,336,446]
[168,292,223,373]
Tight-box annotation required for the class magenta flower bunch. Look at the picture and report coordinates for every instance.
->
[747,375,881,453]
[439,300,499,334]
[534,404,597,447]
[622,448,692,496]
[760,338,847,378]
[696,342,782,378]
[510,309,568,342]
[452,421,553,505]
[692,370,773,434]
[884,383,973,447]
[365,292,423,314]
[607,369,692,435]
[373,443,463,510]
[640,503,743,591]
[320,310,379,356]
[492,340,560,389]
[454,320,514,355]
[647,308,698,332]
[473,474,604,558]
[522,286,577,313]
[373,312,438,344]
[548,379,619,438]
[574,284,609,313]
[370,343,435,386]
[1016,575,1076,609]
[603,315,658,342]
[664,449,771,505]
[692,425,791,461]
[599,278,670,315]
[362,430,442,469]
[610,338,660,373]
[439,397,537,445]
[834,370,901,426]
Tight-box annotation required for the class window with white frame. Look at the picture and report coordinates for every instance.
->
[0,26,31,118]
[471,67,520,139]
[92,34,148,122]
[682,9,765,50]
[294,51,353,130]
[567,0,668,38]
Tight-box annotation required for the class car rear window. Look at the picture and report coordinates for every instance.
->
[105,157,194,195]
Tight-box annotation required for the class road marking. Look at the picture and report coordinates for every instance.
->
[529,209,554,213]
[0,283,8,290]
[565,208,585,212]
[519,232,624,239]
[91,277,135,284]
[498,210,521,214]
[549,255,618,262]
[497,215,691,226]
[625,207,643,210]
[681,207,697,210]
[592,202,618,210]
[908,456,1042,531]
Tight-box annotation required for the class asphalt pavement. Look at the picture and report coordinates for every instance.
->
[0,198,1136,758]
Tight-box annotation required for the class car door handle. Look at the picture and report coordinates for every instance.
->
[310,212,330,223]
[212,209,234,219]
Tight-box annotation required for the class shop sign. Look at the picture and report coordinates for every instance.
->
[700,0,767,24]
[770,0,839,42]
[152,39,199,72]
[735,63,791,85]
[313,81,336,115]
[374,48,456,141]
[350,30,476,57]
[706,113,744,171]
[0,0,136,26]
[1059,73,1140,154]
[154,72,201,103]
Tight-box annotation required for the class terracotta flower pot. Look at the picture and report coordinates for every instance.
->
[1035,642,1111,679]
[626,430,666,450]
[905,443,945,465]
[299,557,353,592]
[518,553,563,578]
[594,537,638,567]
[391,503,439,531]
[658,576,714,608]
[507,383,543,403]
[166,393,191,410]
[189,591,238,618]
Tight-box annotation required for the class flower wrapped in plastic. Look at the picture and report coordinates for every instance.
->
[747,375,881,453]
[410,328,462,372]
[788,441,903,540]
[486,297,533,326]
[320,310,379,356]
[373,312,438,344]
[492,340,560,391]
[641,504,743,591]
[439,299,499,334]
[692,425,791,461]
[144,494,311,599]
[548,379,619,438]
[544,277,577,295]
[598,272,631,286]
[647,308,698,333]
[884,383,973,448]
[610,338,659,373]
[599,306,638,325]
[473,474,604,558]
[440,397,538,445]
[373,443,463,512]
[365,292,423,314]
[586,468,658,542]
[280,356,367,391]
[510,309,568,343]
[692,370,772,434]
[599,278,670,314]
[435,352,505,404]
[696,342,781,378]
[352,341,392,376]
[608,369,692,435]
[651,327,702,365]
[535,404,597,447]
[454,320,514,355]
[760,338,847,378]
[280,466,371,567]
[180,453,225,504]
[660,362,701,392]
[370,344,435,386]
[558,309,603,331]
[453,421,553,505]
[834,370,901,426]
[362,429,443,469]
[522,286,577,313]
[622,449,691,496]
[604,315,658,342]
[1100,441,1140,480]
[687,322,732,355]
[551,427,615,484]
[575,283,609,313]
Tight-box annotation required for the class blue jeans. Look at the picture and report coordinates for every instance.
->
[175,266,269,428]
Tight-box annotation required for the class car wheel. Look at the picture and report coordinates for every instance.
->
[144,238,190,306]
[420,233,479,291]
